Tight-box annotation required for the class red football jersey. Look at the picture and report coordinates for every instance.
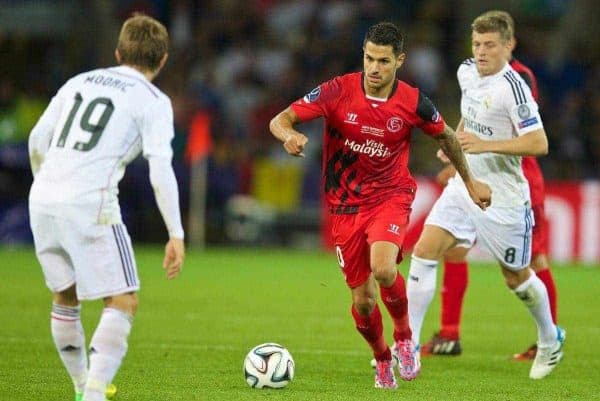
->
[291,72,445,208]
[510,58,545,206]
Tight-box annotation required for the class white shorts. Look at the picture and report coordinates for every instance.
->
[425,183,534,270]
[30,210,140,300]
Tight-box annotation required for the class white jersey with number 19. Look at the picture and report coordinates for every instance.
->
[450,59,544,207]
[29,65,182,236]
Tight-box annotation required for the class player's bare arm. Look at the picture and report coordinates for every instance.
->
[436,118,463,184]
[458,128,548,156]
[436,123,492,209]
[269,107,309,157]
[435,164,456,187]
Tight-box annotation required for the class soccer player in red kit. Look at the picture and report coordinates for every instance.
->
[270,22,491,389]
[422,10,558,361]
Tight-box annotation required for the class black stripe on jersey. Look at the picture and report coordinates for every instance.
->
[462,58,475,65]
[517,71,534,92]
[112,225,132,286]
[504,71,526,104]
[508,71,527,104]
[504,74,520,105]
[105,68,159,98]
[346,170,357,185]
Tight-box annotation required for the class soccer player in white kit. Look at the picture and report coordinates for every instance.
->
[28,14,185,401]
[406,12,565,379]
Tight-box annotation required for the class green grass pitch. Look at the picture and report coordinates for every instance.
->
[1,246,599,401]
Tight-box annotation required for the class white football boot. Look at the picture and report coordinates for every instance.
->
[529,326,566,379]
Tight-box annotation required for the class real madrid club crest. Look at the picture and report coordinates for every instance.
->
[483,95,492,110]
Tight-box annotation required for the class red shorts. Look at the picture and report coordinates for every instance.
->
[330,195,413,289]
[531,203,549,257]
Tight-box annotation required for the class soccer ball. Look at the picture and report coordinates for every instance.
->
[243,343,295,389]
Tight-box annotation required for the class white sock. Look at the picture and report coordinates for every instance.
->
[84,308,132,401]
[51,304,87,393]
[407,255,438,345]
[513,273,556,348]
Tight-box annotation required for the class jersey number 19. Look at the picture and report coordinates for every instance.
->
[56,92,114,151]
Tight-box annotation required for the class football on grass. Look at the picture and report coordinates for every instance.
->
[243,343,295,388]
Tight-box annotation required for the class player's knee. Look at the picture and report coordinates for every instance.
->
[413,241,443,260]
[352,296,376,316]
[105,293,138,316]
[501,267,530,289]
[53,285,79,306]
[530,254,548,271]
[370,261,396,285]
[413,226,455,260]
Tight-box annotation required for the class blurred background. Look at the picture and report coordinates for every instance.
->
[0,0,598,262]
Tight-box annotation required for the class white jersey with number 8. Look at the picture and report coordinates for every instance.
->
[449,59,544,207]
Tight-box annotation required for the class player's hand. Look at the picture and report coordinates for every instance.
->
[283,133,308,157]
[436,148,450,163]
[163,238,185,279]
[465,179,492,210]
[457,131,487,154]
[436,164,456,187]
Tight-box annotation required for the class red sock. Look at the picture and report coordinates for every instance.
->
[351,304,391,361]
[536,268,558,323]
[440,261,468,340]
[380,273,411,342]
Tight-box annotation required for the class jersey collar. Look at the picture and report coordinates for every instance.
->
[109,65,149,82]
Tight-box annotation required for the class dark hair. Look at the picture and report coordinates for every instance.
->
[117,13,169,72]
[363,22,404,55]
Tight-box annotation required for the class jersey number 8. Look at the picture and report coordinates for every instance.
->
[56,92,114,151]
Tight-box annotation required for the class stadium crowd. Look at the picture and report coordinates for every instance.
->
[0,0,598,243]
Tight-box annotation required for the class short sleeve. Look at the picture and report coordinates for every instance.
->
[503,76,544,135]
[290,76,344,122]
[141,96,174,159]
[416,91,445,136]
[509,101,544,135]
[456,59,474,92]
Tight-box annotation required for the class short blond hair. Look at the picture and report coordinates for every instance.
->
[472,10,513,43]
[117,13,169,72]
